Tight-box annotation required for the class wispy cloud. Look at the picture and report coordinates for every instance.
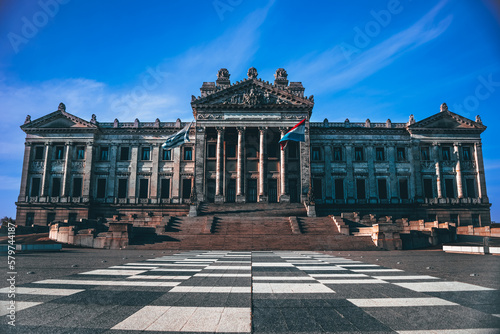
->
[288,1,452,94]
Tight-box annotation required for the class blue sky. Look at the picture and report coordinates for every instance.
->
[0,0,499,221]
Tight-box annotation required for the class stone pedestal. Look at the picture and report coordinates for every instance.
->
[188,205,198,217]
[279,194,290,203]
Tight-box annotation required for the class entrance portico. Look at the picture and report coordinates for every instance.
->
[191,67,314,204]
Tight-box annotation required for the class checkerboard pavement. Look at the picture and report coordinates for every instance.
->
[1,251,499,333]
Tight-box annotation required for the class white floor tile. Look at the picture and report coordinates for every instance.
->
[394,282,495,292]
[348,297,458,307]
[252,283,335,294]
[0,301,43,316]
[0,287,84,296]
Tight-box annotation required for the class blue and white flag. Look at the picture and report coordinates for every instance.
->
[162,121,193,149]
[279,118,306,150]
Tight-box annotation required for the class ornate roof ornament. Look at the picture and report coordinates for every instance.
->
[247,67,258,79]
[113,118,119,128]
[408,114,415,125]
[90,114,97,124]
[475,115,482,124]
[440,103,448,112]
[274,68,287,80]
[58,102,66,111]
[24,115,31,124]
[217,68,230,80]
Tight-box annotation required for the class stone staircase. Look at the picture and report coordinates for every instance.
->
[128,209,377,250]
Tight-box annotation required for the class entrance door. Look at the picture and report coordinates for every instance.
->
[227,179,236,203]
[268,179,277,203]
[206,179,215,203]
[289,179,298,203]
[247,179,257,203]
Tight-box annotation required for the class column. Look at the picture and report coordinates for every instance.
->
[367,145,377,203]
[412,142,424,202]
[279,128,290,202]
[474,141,489,202]
[258,127,266,201]
[128,145,138,203]
[388,145,398,203]
[18,142,32,201]
[215,127,224,203]
[82,141,93,201]
[433,144,442,198]
[345,144,355,203]
[194,126,206,202]
[150,144,159,202]
[454,143,463,198]
[62,142,72,197]
[41,142,51,198]
[236,127,245,202]
[408,144,417,200]
[172,146,181,201]
[107,144,117,201]
[300,123,311,203]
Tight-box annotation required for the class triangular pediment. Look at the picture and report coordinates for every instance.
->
[21,109,98,132]
[408,110,486,133]
[191,78,314,110]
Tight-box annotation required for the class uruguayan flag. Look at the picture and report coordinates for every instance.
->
[162,121,193,149]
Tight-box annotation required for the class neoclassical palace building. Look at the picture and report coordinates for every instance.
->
[16,68,491,226]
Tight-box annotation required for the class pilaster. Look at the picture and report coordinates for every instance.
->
[128,145,138,202]
[62,142,72,197]
[18,142,32,201]
[258,127,267,202]
[82,141,93,200]
[41,142,51,197]
[388,145,398,203]
[150,144,159,202]
[345,144,355,203]
[236,127,245,203]
[474,141,489,202]
[454,143,463,198]
[367,145,377,203]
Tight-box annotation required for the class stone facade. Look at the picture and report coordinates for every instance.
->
[16,68,491,226]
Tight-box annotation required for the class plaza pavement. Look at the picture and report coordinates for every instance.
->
[0,248,499,333]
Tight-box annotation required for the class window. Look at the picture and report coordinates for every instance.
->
[207,144,216,158]
[267,142,277,158]
[399,179,408,199]
[35,146,44,160]
[466,178,476,198]
[182,179,192,199]
[30,177,41,197]
[68,213,77,224]
[139,179,149,199]
[47,212,56,225]
[51,178,61,197]
[445,178,455,198]
[354,147,364,161]
[378,179,387,200]
[334,179,344,200]
[472,214,480,226]
[76,146,85,160]
[313,178,322,200]
[26,212,35,226]
[100,147,109,161]
[72,177,82,197]
[288,142,298,159]
[333,147,342,161]
[184,147,193,160]
[120,147,129,161]
[226,143,236,158]
[312,147,321,161]
[376,147,384,161]
[161,179,170,198]
[442,147,450,161]
[421,147,430,161]
[162,149,171,161]
[462,147,471,161]
[356,179,366,200]
[450,214,459,225]
[55,146,64,159]
[118,179,128,198]
[141,147,150,160]
[96,178,106,198]
[423,178,433,198]
[397,147,406,161]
